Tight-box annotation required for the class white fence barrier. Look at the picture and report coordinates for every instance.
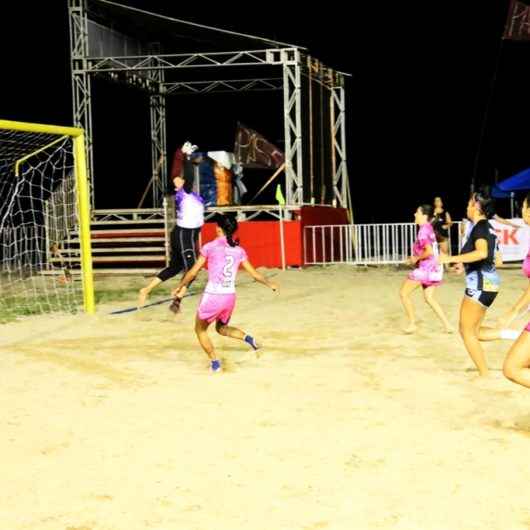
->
[304,223,458,266]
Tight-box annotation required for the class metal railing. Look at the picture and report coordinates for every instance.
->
[304,224,354,265]
[304,222,459,266]
[92,209,165,224]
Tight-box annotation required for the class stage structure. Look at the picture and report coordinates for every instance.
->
[68,0,352,270]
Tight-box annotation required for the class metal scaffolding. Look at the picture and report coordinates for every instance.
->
[68,0,350,212]
[69,0,95,204]
[332,83,348,207]
[148,60,166,207]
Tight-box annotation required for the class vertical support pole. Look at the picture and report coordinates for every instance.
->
[149,63,167,208]
[307,56,315,204]
[73,133,95,314]
[282,49,303,206]
[163,196,170,266]
[279,207,286,270]
[329,78,337,207]
[319,62,325,204]
[331,78,350,211]
[294,61,303,205]
[69,0,95,209]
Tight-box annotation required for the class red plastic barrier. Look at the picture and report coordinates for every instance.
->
[199,206,349,268]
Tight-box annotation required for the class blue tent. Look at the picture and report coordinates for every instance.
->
[492,168,530,198]
[491,186,512,199]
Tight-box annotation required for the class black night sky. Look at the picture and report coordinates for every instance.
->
[1,1,529,223]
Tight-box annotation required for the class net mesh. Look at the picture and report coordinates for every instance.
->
[0,128,83,322]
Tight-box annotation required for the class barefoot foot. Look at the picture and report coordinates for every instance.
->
[138,288,149,307]
[404,323,417,334]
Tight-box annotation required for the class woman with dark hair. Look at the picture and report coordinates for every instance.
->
[440,187,517,377]
[400,204,452,334]
[503,192,530,388]
[174,215,279,372]
[461,214,520,252]
[138,142,204,308]
[432,196,453,255]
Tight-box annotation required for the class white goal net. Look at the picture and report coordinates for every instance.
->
[0,126,84,321]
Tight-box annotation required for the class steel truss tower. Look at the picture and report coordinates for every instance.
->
[68,0,350,212]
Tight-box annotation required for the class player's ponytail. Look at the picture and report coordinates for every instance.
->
[217,214,240,247]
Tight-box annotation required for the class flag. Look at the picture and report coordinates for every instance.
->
[234,123,285,169]
[504,0,530,40]
[275,184,285,206]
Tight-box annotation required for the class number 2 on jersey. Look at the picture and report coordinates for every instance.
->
[222,255,235,287]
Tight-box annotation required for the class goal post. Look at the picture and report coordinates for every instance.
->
[72,128,95,314]
[0,119,95,319]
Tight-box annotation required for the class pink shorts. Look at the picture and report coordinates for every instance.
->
[408,268,442,288]
[197,293,236,324]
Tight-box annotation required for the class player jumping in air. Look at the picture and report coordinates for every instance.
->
[173,215,279,372]
[138,142,204,308]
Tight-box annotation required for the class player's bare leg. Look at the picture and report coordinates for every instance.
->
[459,297,489,377]
[504,331,530,388]
[400,279,420,333]
[195,316,221,371]
[138,277,162,307]
[423,286,453,333]
[216,321,261,352]
[498,286,530,329]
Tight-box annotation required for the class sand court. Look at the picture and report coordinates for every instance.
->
[2,266,530,530]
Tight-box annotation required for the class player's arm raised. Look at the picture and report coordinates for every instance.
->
[241,260,279,292]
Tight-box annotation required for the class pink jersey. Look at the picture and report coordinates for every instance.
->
[523,246,530,278]
[200,237,248,294]
[408,223,443,286]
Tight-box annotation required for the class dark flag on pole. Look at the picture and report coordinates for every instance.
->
[234,123,285,169]
[504,0,530,40]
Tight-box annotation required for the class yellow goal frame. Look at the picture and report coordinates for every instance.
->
[0,119,95,314]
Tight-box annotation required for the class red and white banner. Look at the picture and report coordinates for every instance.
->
[489,219,529,262]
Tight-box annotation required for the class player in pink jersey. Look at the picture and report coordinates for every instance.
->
[399,204,453,334]
[502,193,530,388]
[174,215,279,372]
[498,205,530,330]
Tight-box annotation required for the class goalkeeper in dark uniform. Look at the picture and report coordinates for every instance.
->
[138,142,204,310]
